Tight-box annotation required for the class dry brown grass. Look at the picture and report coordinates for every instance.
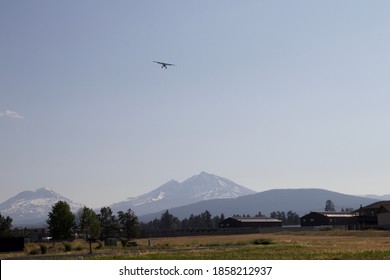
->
[2,230,390,260]
[135,230,390,249]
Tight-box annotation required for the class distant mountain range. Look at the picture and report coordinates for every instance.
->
[363,194,390,200]
[0,172,388,226]
[138,188,380,222]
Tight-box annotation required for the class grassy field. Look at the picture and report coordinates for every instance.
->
[2,230,390,260]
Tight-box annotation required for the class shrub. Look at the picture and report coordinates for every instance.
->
[75,245,83,251]
[63,242,72,252]
[252,239,273,245]
[29,248,41,255]
[40,244,47,254]
[95,240,103,249]
[127,241,137,247]
[120,238,128,247]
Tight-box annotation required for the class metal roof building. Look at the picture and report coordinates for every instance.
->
[219,217,282,228]
[300,211,356,229]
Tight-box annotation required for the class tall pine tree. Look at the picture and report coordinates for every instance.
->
[46,201,76,240]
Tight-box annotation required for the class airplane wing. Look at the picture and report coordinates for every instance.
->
[153,61,175,66]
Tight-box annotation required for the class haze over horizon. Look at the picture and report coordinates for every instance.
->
[1,1,390,208]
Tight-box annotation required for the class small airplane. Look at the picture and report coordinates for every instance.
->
[153,61,175,69]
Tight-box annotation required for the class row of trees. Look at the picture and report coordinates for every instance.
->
[140,210,226,232]
[324,199,354,212]
[46,201,140,241]
[270,211,300,225]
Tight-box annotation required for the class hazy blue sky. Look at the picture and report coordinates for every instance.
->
[1,1,389,207]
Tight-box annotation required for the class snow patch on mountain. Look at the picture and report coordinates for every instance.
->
[133,192,166,206]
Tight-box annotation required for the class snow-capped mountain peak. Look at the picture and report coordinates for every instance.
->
[181,172,253,199]
[0,187,82,226]
[110,172,256,216]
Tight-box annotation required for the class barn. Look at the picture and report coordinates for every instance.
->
[300,212,356,229]
[377,205,390,229]
[219,217,282,228]
[353,201,390,229]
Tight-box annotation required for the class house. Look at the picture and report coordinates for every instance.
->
[300,201,390,230]
[353,201,390,230]
[300,212,356,229]
[219,217,282,228]
[377,205,390,229]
